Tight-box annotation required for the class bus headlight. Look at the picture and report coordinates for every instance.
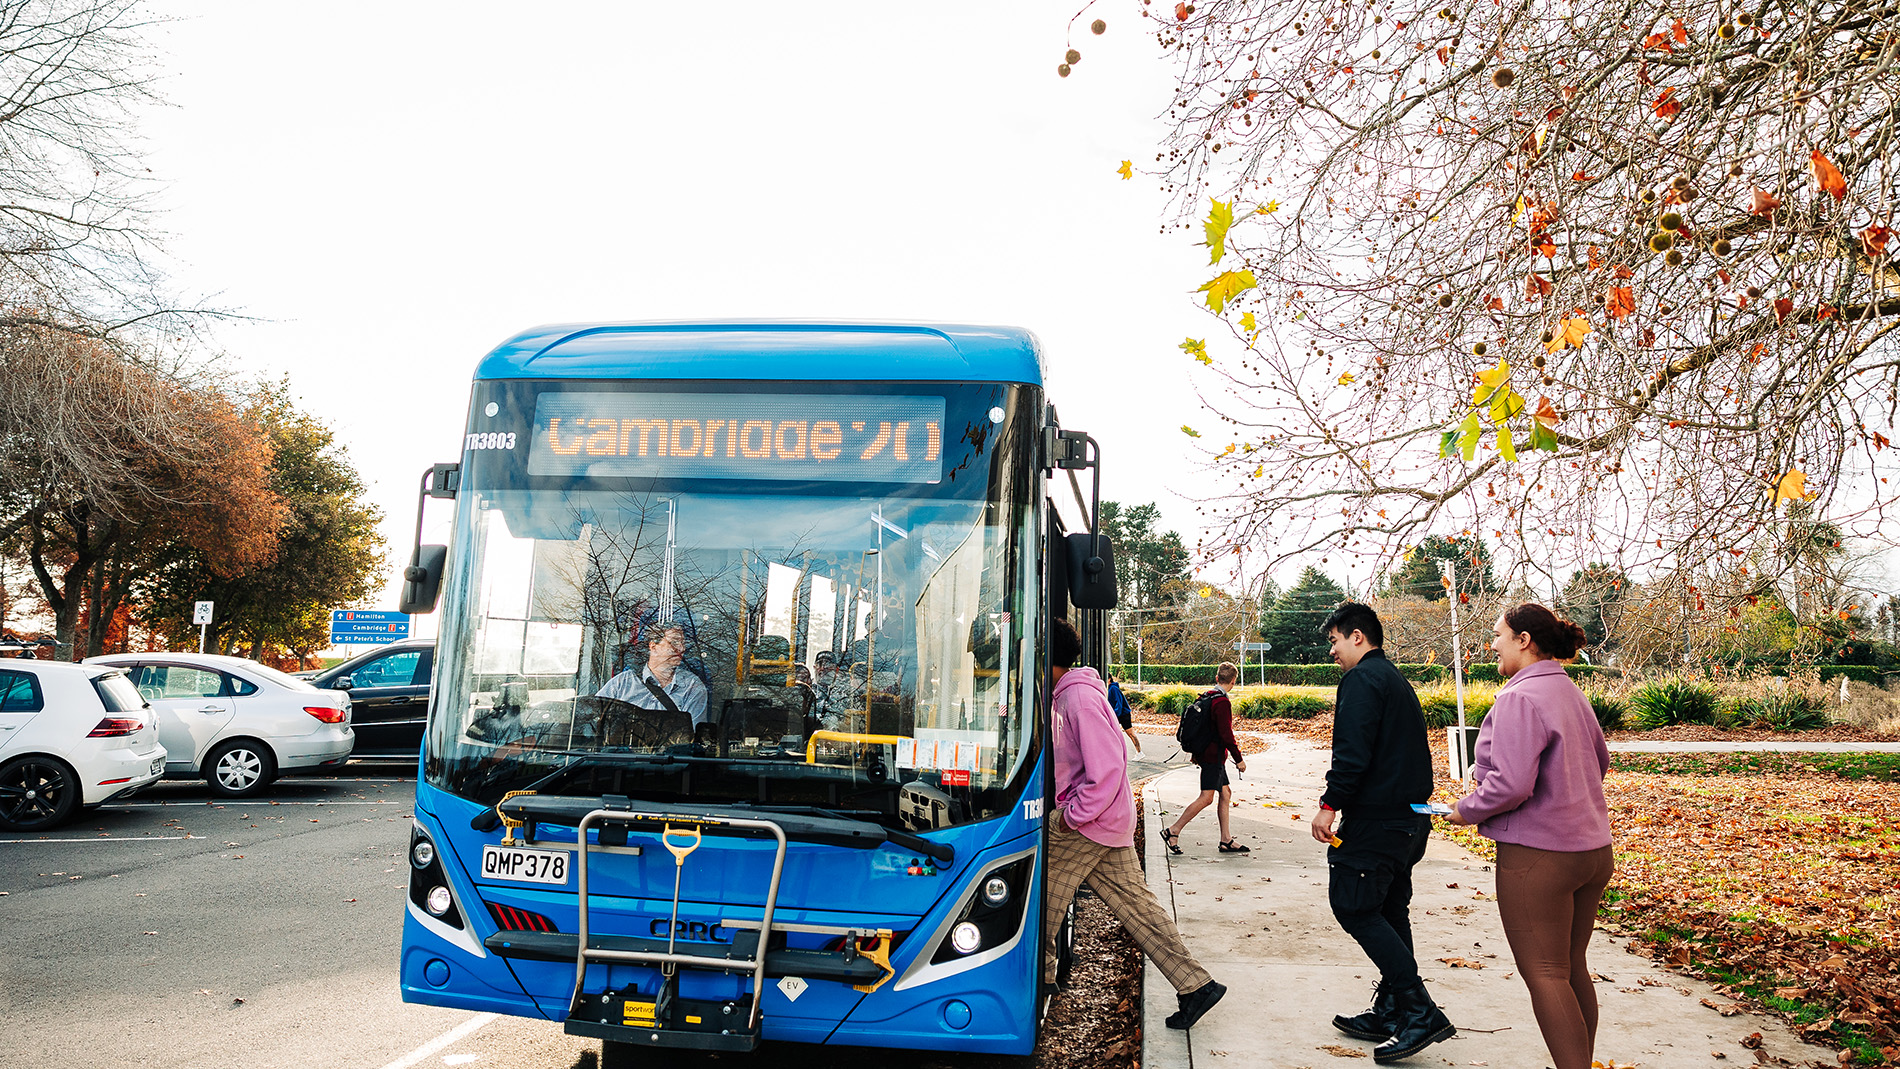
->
[981,876,1010,907]
[949,921,983,955]
[408,824,465,930]
[426,885,454,917]
[411,840,436,868]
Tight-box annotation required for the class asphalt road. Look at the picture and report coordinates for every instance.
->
[1,761,1098,1069]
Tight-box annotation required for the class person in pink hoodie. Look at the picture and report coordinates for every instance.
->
[1041,617,1226,1030]
[1447,603,1612,1069]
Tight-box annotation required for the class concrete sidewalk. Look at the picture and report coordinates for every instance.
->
[1130,731,1826,1069]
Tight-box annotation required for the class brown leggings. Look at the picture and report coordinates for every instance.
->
[1494,842,1616,1069]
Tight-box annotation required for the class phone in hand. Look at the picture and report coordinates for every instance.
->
[1410,803,1454,816]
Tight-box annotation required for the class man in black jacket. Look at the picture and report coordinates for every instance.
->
[1308,602,1455,1063]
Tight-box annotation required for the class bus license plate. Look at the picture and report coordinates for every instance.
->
[482,844,569,885]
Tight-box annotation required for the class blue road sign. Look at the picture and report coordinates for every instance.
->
[330,610,411,645]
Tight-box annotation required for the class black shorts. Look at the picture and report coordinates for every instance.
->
[1197,760,1230,792]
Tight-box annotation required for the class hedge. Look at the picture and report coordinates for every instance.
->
[1111,662,1617,686]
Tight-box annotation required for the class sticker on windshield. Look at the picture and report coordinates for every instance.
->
[895,737,981,773]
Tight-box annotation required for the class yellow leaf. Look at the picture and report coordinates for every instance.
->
[1197,269,1257,314]
[1773,468,1812,505]
[1204,197,1235,265]
[1256,200,1280,214]
[1546,316,1593,353]
[1240,311,1257,331]
[1337,372,1356,385]
[1511,195,1526,225]
[1198,586,1213,598]
[1181,425,1201,438]
[1472,358,1511,405]
[1251,465,1263,477]
[1116,159,1133,180]
[1179,337,1211,364]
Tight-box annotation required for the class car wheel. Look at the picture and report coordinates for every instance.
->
[204,740,276,798]
[0,755,81,832]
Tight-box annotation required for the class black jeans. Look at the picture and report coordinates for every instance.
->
[1328,814,1432,987]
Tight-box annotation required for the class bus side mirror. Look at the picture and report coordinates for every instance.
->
[400,545,448,615]
[1064,533,1117,610]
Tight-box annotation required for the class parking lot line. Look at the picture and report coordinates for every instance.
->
[101,801,407,808]
[0,835,199,844]
[378,1013,499,1069]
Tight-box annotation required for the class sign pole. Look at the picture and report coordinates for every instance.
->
[1441,560,1470,781]
[193,601,215,655]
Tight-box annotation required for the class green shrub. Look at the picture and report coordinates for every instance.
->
[1231,688,1332,720]
[1628,678,1720,729]
[1414,683,1495,730]
[1111,662,1618,687]
[1732,689,1831,731]
[1148,687,1201,718]
[1122,687,1154,710]
[1584,689,1628,732]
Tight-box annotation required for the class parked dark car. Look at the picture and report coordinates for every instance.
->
[310,638,432,759]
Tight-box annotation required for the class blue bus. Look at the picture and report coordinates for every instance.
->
[395,322,1118,1062]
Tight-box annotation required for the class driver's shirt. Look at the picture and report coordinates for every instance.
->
[598,666,708,726]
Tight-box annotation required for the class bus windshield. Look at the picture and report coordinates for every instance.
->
[426,381,1040,832]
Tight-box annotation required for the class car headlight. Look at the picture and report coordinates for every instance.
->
[425,885,454,917]
[949,921,983,955]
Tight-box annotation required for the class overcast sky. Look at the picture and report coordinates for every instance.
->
[135,1,1257,641]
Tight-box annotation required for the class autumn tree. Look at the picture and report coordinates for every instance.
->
[1122,0,1900,599]
[140,381,386,661]
[0,328,283,657]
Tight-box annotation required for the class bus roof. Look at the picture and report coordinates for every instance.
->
[474,321,1045,385]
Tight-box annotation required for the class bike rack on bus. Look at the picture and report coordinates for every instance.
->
[562,807,788,1052]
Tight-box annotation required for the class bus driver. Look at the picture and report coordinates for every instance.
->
[598,624,708,726]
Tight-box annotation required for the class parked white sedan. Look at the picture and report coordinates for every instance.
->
[0,661,167,832]
[84,653,353,798]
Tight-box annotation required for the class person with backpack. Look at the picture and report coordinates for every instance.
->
[1159,662,1248,854]
[1105,675,1140,752]
[1310,602,1455,1064]
[1042,618,1227,1030]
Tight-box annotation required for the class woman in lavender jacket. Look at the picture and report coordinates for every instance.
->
[1446,603,1612,1069]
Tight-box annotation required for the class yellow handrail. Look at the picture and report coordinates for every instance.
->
[805,730,907,764]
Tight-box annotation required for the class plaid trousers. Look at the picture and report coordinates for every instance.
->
[1041,814,1213,994]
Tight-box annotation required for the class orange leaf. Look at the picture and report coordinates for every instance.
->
[1642,32,1673,52]
[1546,316,1593,352]
[1606,286,1636,321]
[1773,297,1794,323]
[1810,150,1847,201]
[1818,304,1836,320]
[1526,272,1551,300]
[1613,263,1633,280]
[1672,17,1688,43]
[1533,235,1557,257]
[1587,244,1603,269]
[1747,188,1781,217]
[1652,87,1680,119]
[1872,431,1891,451]
[1641,327,1656,347]
[1533,395,1562,428]
[1773,468,1811,505]
[1483,294,1505,311]
[1860,225,1891,256]
[1437,45,1450,63]
[1174,1,1191,20]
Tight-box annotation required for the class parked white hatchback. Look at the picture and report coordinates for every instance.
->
[84,653,353,798]
[0,660,167,832]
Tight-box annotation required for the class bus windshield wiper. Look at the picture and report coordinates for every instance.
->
[740,803,954,865]
[468,752,691,830]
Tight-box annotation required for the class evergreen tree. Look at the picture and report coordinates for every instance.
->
[1386,536,1497,603]
[1259,566,1346,663]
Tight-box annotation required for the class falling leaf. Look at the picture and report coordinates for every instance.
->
[1573,170,1598,182]
[1772,467,1811,504]
[1747,188,1781,217]
[1203,198,1236,264]
[1181,425,1202,437]
[1116,160,1133,180]
[1197,269,1257,314]
[1809,150,1846,201]
[1337,372,1356,385]
[1606,286,1636,321]
[1482,294,1505,311]
[1257,199,1280,214]
[1179,337,1210,363]
[1198,585,1213,597]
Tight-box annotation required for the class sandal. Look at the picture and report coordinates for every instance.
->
[1218,839,1251,853]
[1159,828,1183,855]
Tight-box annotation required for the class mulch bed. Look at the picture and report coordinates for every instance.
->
[1605,723,1897,743]
[1032,805,1145,1069]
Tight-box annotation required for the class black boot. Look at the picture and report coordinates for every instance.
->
[1331,980,1396,1041]
[1371,979,1454,1063]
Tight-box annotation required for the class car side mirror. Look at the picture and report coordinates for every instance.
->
[332,675,354,691]
[399,544,448,615]
[1064,532,1118,610]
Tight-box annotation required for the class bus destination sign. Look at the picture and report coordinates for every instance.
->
[527,392,946,483]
